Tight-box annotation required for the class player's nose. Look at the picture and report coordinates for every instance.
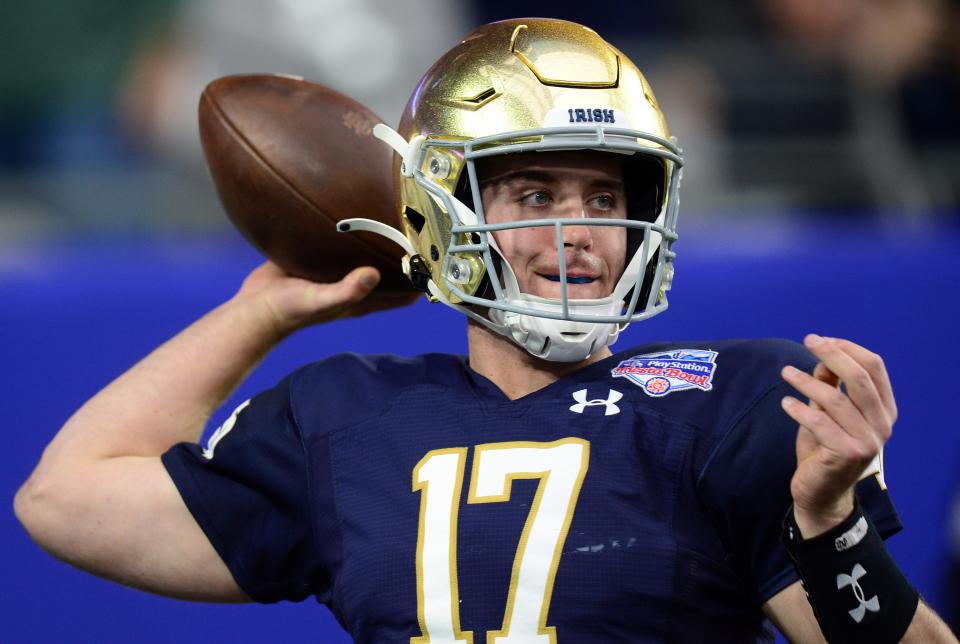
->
[560,208,593,251]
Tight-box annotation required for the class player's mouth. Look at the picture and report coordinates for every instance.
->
[538,274,596,284]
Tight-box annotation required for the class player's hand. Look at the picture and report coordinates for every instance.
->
[234,261,382,338]
[780,335,897,537]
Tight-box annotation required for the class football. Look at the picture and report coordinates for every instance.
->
[198,73,417,304]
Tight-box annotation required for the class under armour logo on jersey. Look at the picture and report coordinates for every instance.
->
[569,389,623,416]
[837,563,880,623]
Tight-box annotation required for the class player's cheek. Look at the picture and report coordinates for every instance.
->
[491,228,520,261]
[604,227,628,279]
[492,229,531,285]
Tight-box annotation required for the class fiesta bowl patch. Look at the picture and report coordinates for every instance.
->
[612,349,718,397]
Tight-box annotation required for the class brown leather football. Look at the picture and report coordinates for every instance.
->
[198,73,417,303]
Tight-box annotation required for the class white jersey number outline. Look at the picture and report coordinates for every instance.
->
[412,439,590,644]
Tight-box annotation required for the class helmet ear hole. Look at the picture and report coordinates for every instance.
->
[403,206,427,234]
[624,155,666,224]
[453,167,475,212]
[622,155,666,292]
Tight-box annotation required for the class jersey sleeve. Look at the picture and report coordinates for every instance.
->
[161,373,329,603]
[697,378,903,606]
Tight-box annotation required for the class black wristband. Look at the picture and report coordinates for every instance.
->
[782,500,919,643]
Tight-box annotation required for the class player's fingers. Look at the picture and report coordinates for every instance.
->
[802,335,890,438]
[342,267,381,300]
[808,361,839,411]
[782,365,876,444]
[794,423,819,463]
[826,337,897,423]
[811,361,839,386]
[340,291,419,319]
[781,395,879,466]
[312,267,380,310]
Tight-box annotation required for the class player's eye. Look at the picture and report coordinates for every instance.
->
[520,190,551,207]
[589,194,617,211]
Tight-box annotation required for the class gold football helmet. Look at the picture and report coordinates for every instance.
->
[340,18,683,361]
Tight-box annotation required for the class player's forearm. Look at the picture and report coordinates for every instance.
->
[20,264,377,499]
[15,265,376,588]
[15,293,279,556]
[900,602,958,643]
[30,292,280,469]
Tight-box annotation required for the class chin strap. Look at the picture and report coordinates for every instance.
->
[338,216,433,295]
[337,218,415,256]
[373,123,425,178]
[340,123,424,285]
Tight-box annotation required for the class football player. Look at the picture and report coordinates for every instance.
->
[15,18,957,643]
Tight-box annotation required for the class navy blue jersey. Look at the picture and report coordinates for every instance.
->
[162,339,900,643]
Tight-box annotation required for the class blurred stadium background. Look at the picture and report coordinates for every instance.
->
[3,0,958,641]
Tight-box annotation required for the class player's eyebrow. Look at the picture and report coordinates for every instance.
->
[587,177,626,193]
[480,169,558,188]
[481,169,625,192]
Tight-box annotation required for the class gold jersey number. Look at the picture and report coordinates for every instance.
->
[411,439,590,644]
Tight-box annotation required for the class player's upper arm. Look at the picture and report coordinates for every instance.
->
[15,455,249,602]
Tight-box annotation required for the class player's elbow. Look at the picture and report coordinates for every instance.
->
[15,471,54,542]
[14,466,78,555]
[15,473,46,544]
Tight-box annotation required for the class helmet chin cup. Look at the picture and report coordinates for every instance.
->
[490,298,622,362]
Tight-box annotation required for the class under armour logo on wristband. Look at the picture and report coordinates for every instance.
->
[569,389,622,416]
[837,563,880,623]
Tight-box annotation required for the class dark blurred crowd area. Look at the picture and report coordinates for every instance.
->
[1,0,958,238]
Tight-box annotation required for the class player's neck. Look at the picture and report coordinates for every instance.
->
[466,319,612,400]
